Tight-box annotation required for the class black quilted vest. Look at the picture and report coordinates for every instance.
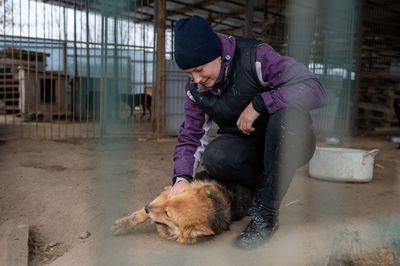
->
[188,38,271,137]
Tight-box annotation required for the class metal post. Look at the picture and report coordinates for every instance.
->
[154,0,166,137]
[353,0,364,136]
[244,0,254,38]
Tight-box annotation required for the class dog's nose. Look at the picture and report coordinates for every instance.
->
[144,204,150,214]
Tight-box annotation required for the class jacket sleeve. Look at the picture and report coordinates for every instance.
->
[172,81,213,184]
[254,43,327,113]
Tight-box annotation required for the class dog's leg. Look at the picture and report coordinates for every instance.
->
[129,105,134,118]
[112,187,170,236]
[148,105,152,120]
[124,95,133,118]
[111,208,148,235]
[128,97,134,118]
[140,103,146,120]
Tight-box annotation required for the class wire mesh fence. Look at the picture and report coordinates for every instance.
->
[0,0,155,139]
[0,0,366,139]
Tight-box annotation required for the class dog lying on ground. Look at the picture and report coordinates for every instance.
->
[111,171,252,244]
[119,93,152,120]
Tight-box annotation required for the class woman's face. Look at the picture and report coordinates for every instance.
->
[183,56,221,87]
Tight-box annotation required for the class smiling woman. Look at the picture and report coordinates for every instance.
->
[183,57,222,88]
[170,15,327,250]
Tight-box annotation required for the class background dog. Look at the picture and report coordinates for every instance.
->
[83,92,152,120]
[119,93,152,120]
[111,171,252,244]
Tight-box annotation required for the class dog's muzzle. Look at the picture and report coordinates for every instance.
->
[145,204,167,226]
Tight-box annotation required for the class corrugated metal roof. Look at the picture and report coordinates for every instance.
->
[40,0,285,36]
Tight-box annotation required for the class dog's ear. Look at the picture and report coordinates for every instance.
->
[192,224,215,237]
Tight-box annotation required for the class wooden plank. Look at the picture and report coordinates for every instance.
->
[0,219,29,266]
[0,84,19,89]
[4,106,20,110]
[0,58,46,66]
[3,98,20,103]
[358,102,391,113]
[0,79,19,82]
[0,91,20,96]
[361,71,400,81]
[154,0,166,137]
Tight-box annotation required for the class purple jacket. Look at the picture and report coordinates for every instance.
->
[172,34,327,183]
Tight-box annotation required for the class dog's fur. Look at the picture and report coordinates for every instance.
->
[111,172,252,244]
[120,93,152,120]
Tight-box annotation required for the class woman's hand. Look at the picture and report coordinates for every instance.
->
[168,180,188,198]
[236,102,260,135]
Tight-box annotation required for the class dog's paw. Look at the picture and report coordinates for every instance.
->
[111,216,134,235]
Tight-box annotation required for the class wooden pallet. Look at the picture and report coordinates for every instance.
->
[0,68,19,114]
[358,74,400,131]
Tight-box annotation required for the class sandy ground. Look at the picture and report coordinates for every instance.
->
[0,135,400,265]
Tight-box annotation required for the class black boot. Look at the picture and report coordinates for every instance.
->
[236,204,279,250]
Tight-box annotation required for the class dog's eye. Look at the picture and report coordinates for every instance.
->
[164,211,170,217]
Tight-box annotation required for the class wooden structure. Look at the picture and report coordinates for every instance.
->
[357,0,400,132]
[0,48,48,114]
[17,67,71,121]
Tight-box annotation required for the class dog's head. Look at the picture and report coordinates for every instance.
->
[145,181,230,243]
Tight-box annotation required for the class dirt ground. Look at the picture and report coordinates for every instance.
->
[0,135,399,266]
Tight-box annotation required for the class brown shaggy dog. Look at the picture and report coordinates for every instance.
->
[111,172,252,244]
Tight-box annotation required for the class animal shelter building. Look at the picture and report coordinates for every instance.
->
[1,1,400,265]
[0,0,399,139]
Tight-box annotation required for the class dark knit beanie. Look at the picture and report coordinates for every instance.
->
[174,15,222,70]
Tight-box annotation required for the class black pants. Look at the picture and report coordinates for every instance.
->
[202,107,316,209]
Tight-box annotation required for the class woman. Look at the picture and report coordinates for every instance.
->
[169,15,327,249]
